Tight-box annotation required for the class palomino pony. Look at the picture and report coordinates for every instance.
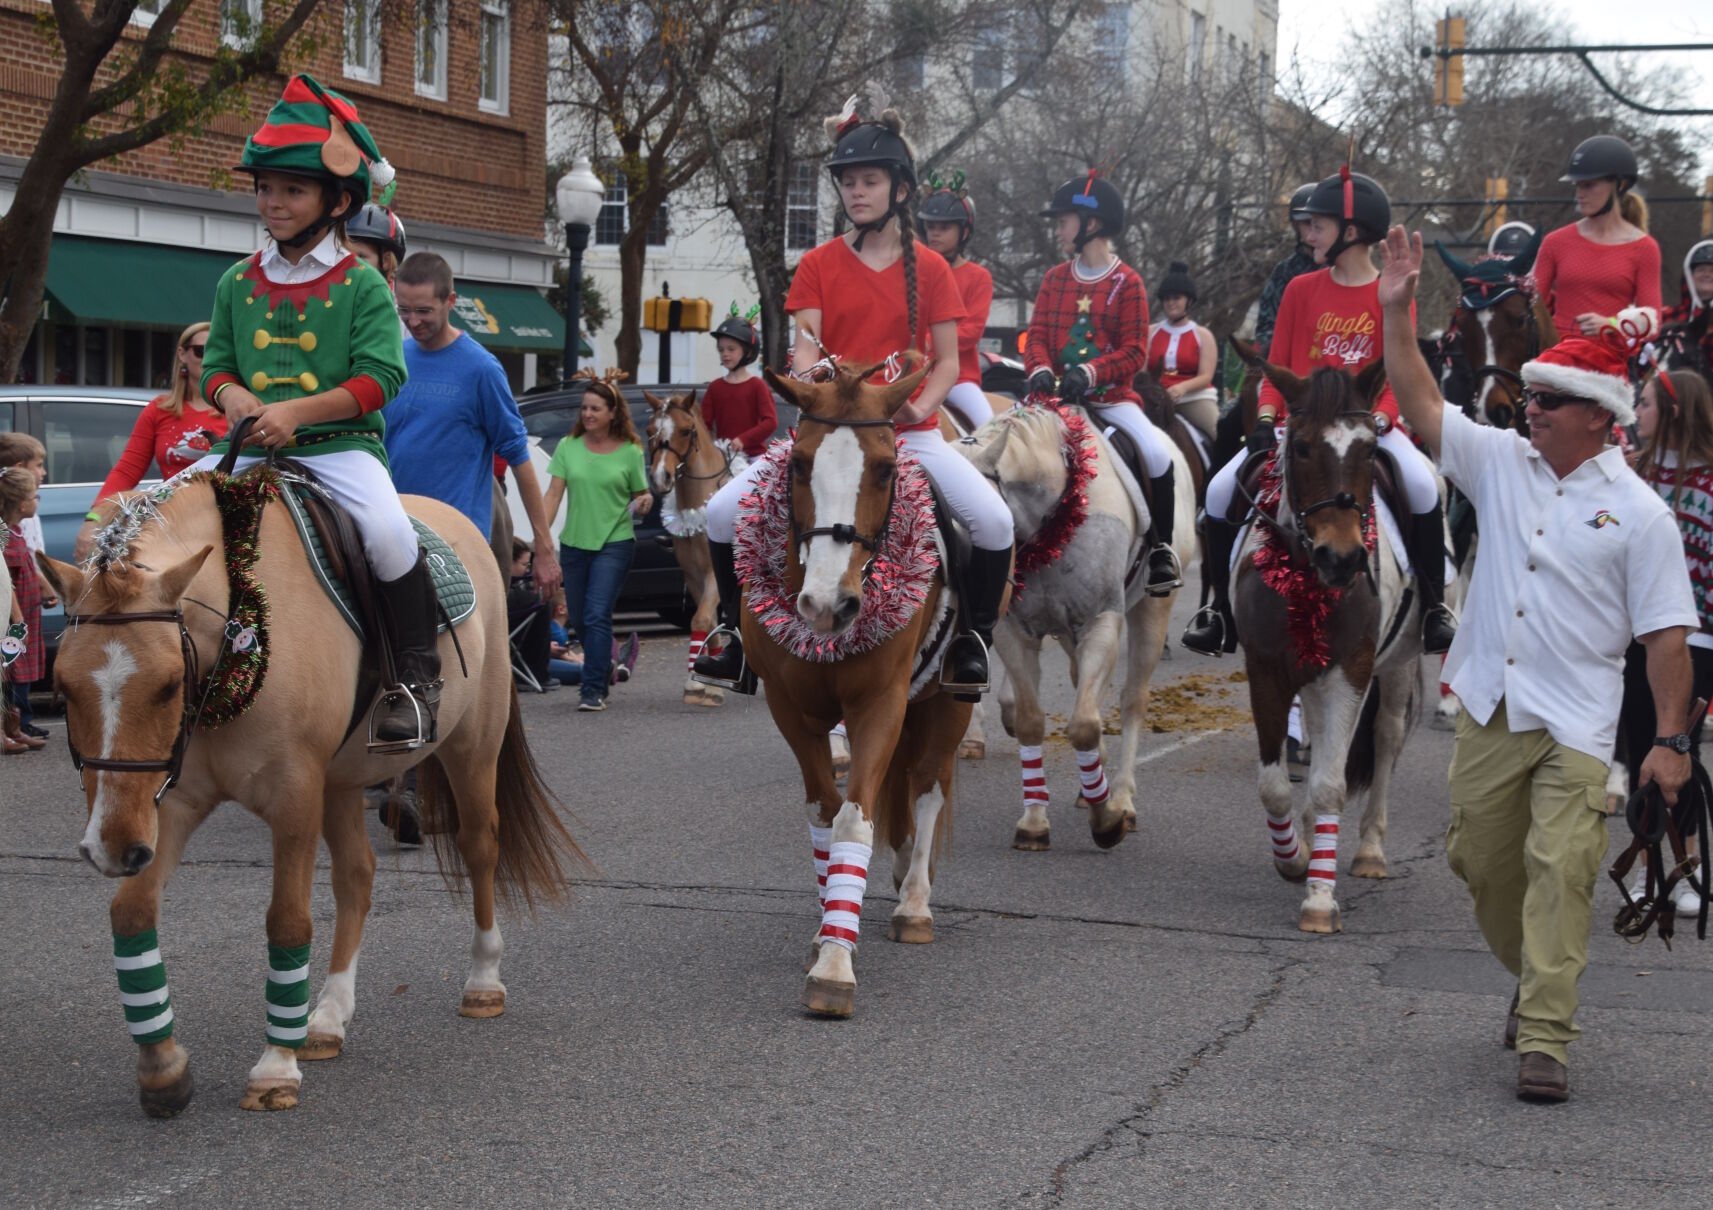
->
[1233,360,1422,933]
[737,358,975,1018]
[960,401,1196,850]
[39,467,582,1116]
[646,389,742,706]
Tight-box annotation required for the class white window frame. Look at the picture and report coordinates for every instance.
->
[129,0,166,28]
[1188,11,1206,82]
[415,0,448,101]
[786,161,818,252]
[344,0,383,84]
[220,0,263,48]
[478,0,511,114]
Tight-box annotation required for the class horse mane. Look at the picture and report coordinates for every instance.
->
[1135,372,1173,428]
[76,476,219,612]
[1293,367,1366,429]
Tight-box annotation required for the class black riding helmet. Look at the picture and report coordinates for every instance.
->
[711,306,761,367]
[1487,221,1535,259]
[346,203,407,261]
[1298,169,1390,265]
[1692,243,1713,270]
[1287,182,1317,222]
[1157,261,1197,304]
[1564,135,1639,218]
[826,108,916,251]
[1042,171,1125,252]
[916,177,976,253]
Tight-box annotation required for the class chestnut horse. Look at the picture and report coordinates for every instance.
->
[1233,360,1422,933]
[741,359,975,1019]
[39,472,582,1116]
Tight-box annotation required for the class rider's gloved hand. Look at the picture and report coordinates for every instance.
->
[1059,364,1095,403]
[1247,418,1278,456]
[1026,368,1057,398]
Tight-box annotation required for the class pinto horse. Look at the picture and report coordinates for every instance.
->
[646,390,741,706]
[1233,360,1422,934]
[1431,241,1556,432]
[739,358,975,1019]
[38,469,582,1116]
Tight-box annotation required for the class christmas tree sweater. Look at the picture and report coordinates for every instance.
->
[1025,259,1149,405]
[201,251,406,462]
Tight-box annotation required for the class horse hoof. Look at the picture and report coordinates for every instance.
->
[1089,817,1127,850]
[1349,854,1389,879]
[298,1033,344,1061]
[1298,905,1343,934]
[138,1067,194,1119]
[1274,859,1310,883]
[958,738,986,760]
[458,989,506,1018]
[1122,810,1137,833]
[1013,828,1050,851]
[890,915,934,944]
[802,976,856,1018]
[238,1079,300,1112]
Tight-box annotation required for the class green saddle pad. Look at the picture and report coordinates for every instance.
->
[279,484,475,638]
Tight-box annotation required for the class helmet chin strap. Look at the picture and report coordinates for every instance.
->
[849,170,904,253]
[1072,214,1098,254]
[1591,178,1621,218]
[277,197,341,250]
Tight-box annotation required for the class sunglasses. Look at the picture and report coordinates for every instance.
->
[1521,389,1591,411]
[184,344,208,357]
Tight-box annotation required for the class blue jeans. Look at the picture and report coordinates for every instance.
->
[8,678,31,731]
[560,540,634,702]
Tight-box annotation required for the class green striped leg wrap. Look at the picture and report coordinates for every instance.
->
[113,929,174,1045]
[265,943,311,1049]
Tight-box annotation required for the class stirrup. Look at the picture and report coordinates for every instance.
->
[1181,606,1228,655]
[367,680,441,754]
[940,632,991,695]
[1144,545,1183,597]
[691,625,755,693]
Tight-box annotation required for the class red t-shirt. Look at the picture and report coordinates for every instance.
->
[950,259,994,386]
[1258,268,1411,424]
[786,237,966,432]
[96,397,230,503]
[1147,321,1202,388]
[700,375,778,457]
[1534,225,1662,336]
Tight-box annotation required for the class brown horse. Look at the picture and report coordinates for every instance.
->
[646,390,740,706]
[740,358,975,1019]
[1433,242,1558,432]
[38,472,582,1116]
[1233,360,1422,934]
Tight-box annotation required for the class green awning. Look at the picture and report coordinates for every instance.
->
[453,281,589,355]
[43,236,241,329]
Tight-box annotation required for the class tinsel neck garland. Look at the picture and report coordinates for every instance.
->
[734,438,939,662]
[1013,406,1099,597]
[1249,453,1376,671]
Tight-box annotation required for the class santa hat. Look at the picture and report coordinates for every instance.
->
[1521,324,1645,426]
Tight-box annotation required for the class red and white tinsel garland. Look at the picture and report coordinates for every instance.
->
[1012,404,1101,597]
[733,437,940,662]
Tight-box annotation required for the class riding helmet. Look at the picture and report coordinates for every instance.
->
[826,117,916,187]
[1298,171,1391,243]
[1157,261,1197,303]
[1041,173,1126,238]
[1688,242,1713,270]
[346,203,407,260]
[1486,221,1535,259]
[917,186,976,237]
[1287,181,1317,222]
[1563,135,1639,187]
[710,307,761,366]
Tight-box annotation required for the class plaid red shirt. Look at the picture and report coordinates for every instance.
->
[1025,259,1150,405]
[4,526,44,682]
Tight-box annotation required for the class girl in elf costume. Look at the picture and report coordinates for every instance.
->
[1184,170,1454,658]
[916,171,994,431]
[1147,261,1220,440]
[695,98,1014,697]
[702,304,777,458]
[190,74,430,747]
[1026,170,1181,595]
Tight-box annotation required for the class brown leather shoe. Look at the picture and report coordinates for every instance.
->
[1504,988,1519,1050]
[1517,1051,1569,1102]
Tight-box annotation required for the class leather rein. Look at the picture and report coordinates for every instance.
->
[652,408,734,486]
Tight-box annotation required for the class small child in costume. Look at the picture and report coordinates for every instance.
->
[702,304,777,459]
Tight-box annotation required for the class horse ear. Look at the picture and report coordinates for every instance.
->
[763,365,808,410]
[684,388,698,409]
[1506,232,1543,278]
[1354,358,1389,406]
[1259,360,1307,409]
[156,545,215,605]
[1432,240,1474,281]
[643,391,665,411]
[35,553,85,606]
[877,361,930,418]
[1228,336,1262,369]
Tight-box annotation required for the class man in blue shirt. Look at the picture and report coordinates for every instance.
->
[387,251,560,595]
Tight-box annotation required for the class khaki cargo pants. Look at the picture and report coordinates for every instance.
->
[1446,698,1610,1065]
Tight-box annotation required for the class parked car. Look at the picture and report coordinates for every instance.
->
[513,381,795,628]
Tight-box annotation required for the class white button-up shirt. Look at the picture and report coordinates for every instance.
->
[1438,409,1697,762]
[258,229,345,285]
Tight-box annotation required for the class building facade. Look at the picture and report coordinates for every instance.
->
[1,0,562,391]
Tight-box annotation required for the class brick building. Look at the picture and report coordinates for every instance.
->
[0,0,566,391]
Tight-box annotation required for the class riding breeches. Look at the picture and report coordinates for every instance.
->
[704,426,1014,551]
[945,381,995,431]
[189,449,421,582]
[1205,425,1441,521]
[1173,390,1219,441]
[1086,400,1174,477]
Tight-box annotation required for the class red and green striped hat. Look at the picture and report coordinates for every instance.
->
[237,74,396,206]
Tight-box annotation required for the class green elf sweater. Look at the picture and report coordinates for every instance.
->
[201,251,406,462]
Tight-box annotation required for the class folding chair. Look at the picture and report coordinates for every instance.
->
[507,584,553,693]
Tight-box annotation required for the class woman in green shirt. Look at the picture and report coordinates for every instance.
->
[542,371,652,710]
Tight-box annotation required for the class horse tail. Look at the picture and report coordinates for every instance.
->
[1343,670,1422,795]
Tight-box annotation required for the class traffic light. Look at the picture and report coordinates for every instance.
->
[643,296,712,332]
[1434,15,1465,106]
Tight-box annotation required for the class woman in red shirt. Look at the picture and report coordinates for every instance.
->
[1186,171,1455,656]
[73,320,229,559]
[702,306,777,458]
[695,103,1013,696]
[916,174,994,431]
[1147,261,1219,439]
[1534,135,1662,342]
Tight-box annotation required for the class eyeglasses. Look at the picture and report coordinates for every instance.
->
[1521,389,1590,411]
[184,344,207,357]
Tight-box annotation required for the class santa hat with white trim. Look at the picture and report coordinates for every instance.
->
[1520,310,1652,426]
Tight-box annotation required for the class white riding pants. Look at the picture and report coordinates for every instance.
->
[189,449,421,582]
[1205,424,1440,521]
[1087,400,1173,478]
[704,426,1014,551]
[944,382,994,431]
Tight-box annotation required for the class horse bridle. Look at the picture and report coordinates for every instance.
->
[1240,409,1378,573]
[789,409,899,579]
[651,407,733,486]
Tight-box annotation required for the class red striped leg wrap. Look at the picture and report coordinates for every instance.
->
[1266,814,1301,863]
[1019,744,1049,809]
[1075,749,1109,806]
[1308,814,1338,890]
[688,630,708,674]
[818,839,871,950]
[809,823,832,906]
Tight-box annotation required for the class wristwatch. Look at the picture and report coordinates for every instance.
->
[1654,733,1693,754]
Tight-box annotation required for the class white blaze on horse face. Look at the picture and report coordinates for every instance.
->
[81,639,140,856]
[798,427,863,620]
[650,413,677,493]
[1474,309,1497,418]
[1323,419,1375,461]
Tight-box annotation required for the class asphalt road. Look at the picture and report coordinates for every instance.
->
[5,586,1712,1208]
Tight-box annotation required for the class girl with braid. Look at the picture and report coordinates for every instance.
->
[695,99,1014,696]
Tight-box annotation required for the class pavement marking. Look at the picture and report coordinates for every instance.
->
[1136,724,1239,768]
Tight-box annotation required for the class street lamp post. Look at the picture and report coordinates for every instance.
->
[555,157,605,381]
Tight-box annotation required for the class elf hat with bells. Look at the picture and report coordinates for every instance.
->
[237,74,397,212]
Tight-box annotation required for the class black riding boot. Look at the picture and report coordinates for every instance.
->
[372,552,443,749]
[692,540,756,694]
[1145,465,1182,596]
[942,545,1012,698]
[1181,516,1239,656]
[1408,503,1457,655]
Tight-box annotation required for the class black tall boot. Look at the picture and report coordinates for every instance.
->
[1408,503,1457,655]
[1145,465,1182,596]
[1181,517,1239,656]
[942,545,1012,698]
[691,540,756,694]
[371,552,442,750]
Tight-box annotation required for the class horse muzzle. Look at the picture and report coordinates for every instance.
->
[797,587,861,635]
[1311,543,1365,590]
[80,839,154,878]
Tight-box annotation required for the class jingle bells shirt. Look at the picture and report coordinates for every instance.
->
[1258,268,1414,424]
